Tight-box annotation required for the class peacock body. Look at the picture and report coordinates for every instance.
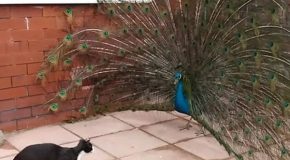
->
[40,0,290,159]
[174,72,191,115]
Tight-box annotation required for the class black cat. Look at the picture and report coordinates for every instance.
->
[13,139,93,160]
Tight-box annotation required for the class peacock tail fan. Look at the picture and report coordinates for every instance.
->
[39,0,290,159]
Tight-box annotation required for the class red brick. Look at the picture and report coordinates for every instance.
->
[32,105,49,116]
[43,6,94,17]
[28,83,58,96]
[0,108,31,122]
[43,6,65,16]
[0,43,5,54]
[0,19,11,30]
[27,85,45,96]
[74,16,84,28]
[11,6,42,17]
[0,31,11,43]
[55,16,69,30]
[0,54,13,66]
[16,95,46,108]
[0,77,11,89]
[0,121,17,132]
[12,30,44,41]
[60,99,85,112]
[0,52,43,66]
[29,17,57,29]
[0,87,27,100]
[75,89,90,99]
[0,18,26,30]
[17,115,47,130]
[0,99,15,112]
[47,71,71,82]
[17,110,82,130]
[12,75,37,87]
[44,29,67,39]
[27,62,42,74]
[28,39,58,52]
[0,65,26,77]
[74,6,95,16]
[0,7,10,18]
[6,41,29,53]
[14,52,44,64]
[47,83,60,93]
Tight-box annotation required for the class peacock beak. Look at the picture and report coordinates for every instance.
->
[174,79,178,85]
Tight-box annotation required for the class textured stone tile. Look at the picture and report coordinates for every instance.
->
[170,111,189,118]
[121,145,201,160]
[175,136,229,160]
[63,116,133,139]
[62,141,114,160]
[0,149,18,159]
[91,129,167,158]
[0,155,15,160]
[6,125,79,150]
[112,111,176,127]
[141,119,200,143]
[0,141,18,159]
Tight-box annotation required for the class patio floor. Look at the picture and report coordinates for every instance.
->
[0,111,233,160]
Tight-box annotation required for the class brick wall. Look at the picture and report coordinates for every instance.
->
[0,5,100,132]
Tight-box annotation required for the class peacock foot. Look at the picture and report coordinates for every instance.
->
[179,123,192,131]
[179,118,193,131]
[194,126,206,136]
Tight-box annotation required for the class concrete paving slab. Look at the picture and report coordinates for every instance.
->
[63,116,133,139]
[6,125,79,150]
[121,145,202,160]
[91,129,167,158]
[0,149,18,159]
[141,119,200,144]
[175,136,229,160]
[111,111,176,127]
[0,155,15,160]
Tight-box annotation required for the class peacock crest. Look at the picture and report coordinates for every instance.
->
[39,0,290,159]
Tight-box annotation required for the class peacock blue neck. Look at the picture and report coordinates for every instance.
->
[174,77,191,115]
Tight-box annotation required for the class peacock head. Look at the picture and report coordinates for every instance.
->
[174,72,182,84]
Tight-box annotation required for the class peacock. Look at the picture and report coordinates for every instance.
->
[38,0,290,159]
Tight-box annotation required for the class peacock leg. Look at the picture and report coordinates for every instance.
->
[195,124,206,136]
[179,117,193,130]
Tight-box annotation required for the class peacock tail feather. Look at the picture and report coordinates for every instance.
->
[39,0,290,159]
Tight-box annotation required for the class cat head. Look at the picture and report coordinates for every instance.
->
[79,139,93,153]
